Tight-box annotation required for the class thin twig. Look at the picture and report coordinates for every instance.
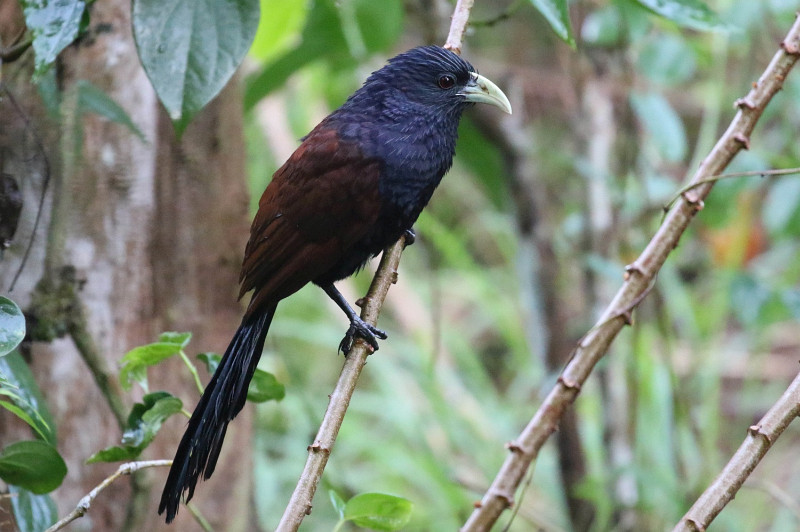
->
[672,370,800,531]
[461,13,800,532]
[275,238,407,531]
[444,0,475,54]
[45,460,172,532]
[663,166,800,211]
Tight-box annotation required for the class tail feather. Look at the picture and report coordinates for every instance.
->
[159,306,276,522]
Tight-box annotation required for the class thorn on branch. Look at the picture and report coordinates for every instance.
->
[681,192,705,212]
[687,518,707,531]
[780,39,800,55]
[488,488,515,508]
[557,376,582,392]
[307,442,331,455]
[621,310,634,326]
[624,262,647,280]
[505,440,528,455]
[734,97,757,110]
[355,297,366,308]
[747,424,774,444]
[734,133,751,150]
[473,500,483,508]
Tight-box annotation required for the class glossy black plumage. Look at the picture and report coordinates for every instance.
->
[159,46,510,523]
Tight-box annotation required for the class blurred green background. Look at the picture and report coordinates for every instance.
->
[241,1,800,530]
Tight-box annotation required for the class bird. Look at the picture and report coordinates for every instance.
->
[159,45,511,523]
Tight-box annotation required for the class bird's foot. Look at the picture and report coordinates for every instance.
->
[403,228,416,247]
[339,316,387,354]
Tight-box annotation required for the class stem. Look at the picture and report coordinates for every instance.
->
[275,238,407,531]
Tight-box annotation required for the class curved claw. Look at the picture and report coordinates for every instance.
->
[403,228,416,247]
[340,316,387,354]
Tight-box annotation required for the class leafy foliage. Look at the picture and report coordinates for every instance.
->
[528,0,575,47]
[8,485,58,532]
[0,296,25,357]
[132,0,260,132]
[87,391,183,463]
[119,331,192,392]
[0,351,57,444]
[330,491,413,531]
[21,0,88,76]
[0,441,67,494]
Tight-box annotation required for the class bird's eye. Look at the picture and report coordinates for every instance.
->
[437,74,456,90]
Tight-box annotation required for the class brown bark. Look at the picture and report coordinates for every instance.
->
[1,1,253,530]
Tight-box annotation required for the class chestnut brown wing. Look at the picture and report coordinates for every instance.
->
[239,126,382,317]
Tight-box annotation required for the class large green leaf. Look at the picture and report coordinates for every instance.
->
[630,0,726,31]
[119,332,192,392]
[249,0,308,62]
[8,485,57,532]
[21,0,87,76]
[0,296,25,357]
[244,0,348,109]
[87,392,183,463]
[528,0,575,47]
[0,441,67,494]
[0,352,56,444]
[133,0,260,133]
[343,492,413,531]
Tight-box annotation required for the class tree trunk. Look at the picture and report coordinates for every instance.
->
[1,1,254,530]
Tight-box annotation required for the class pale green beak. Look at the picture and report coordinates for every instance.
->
[459,72,512,114]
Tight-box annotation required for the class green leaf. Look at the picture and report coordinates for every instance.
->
[0,296,25,357]
[197,352,221,374]
[21,0,87,76]
[76,80,146,141]
[249,0,308,62]
[0,352,57,444]
[630,91,687,162]
[631,0,727,31]
[528,0,575,47]
[87,392,183,463]
[343,493,413,531]
[159,331,192,347]
[8,485,58,532]
[353,0,403,53]
[119,337,189,391]
[0,441,67,494]
[246,369,285,403]
[329,489,346,519]
[133,0,260,133]
[0,401,46,440]
[244,0,349,109]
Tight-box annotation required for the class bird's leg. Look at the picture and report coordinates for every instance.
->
[403,228,416,246]
[322,284,387,353]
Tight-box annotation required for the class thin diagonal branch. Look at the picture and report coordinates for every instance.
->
[672,370,800,532]
[444,0,475,53]
[462,13,800,532]
[275,238,407,531]
[45,460,172,532]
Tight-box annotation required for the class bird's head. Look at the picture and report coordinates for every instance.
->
[345,46,512,119]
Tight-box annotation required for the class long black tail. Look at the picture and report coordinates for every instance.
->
[159,305,276,522]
